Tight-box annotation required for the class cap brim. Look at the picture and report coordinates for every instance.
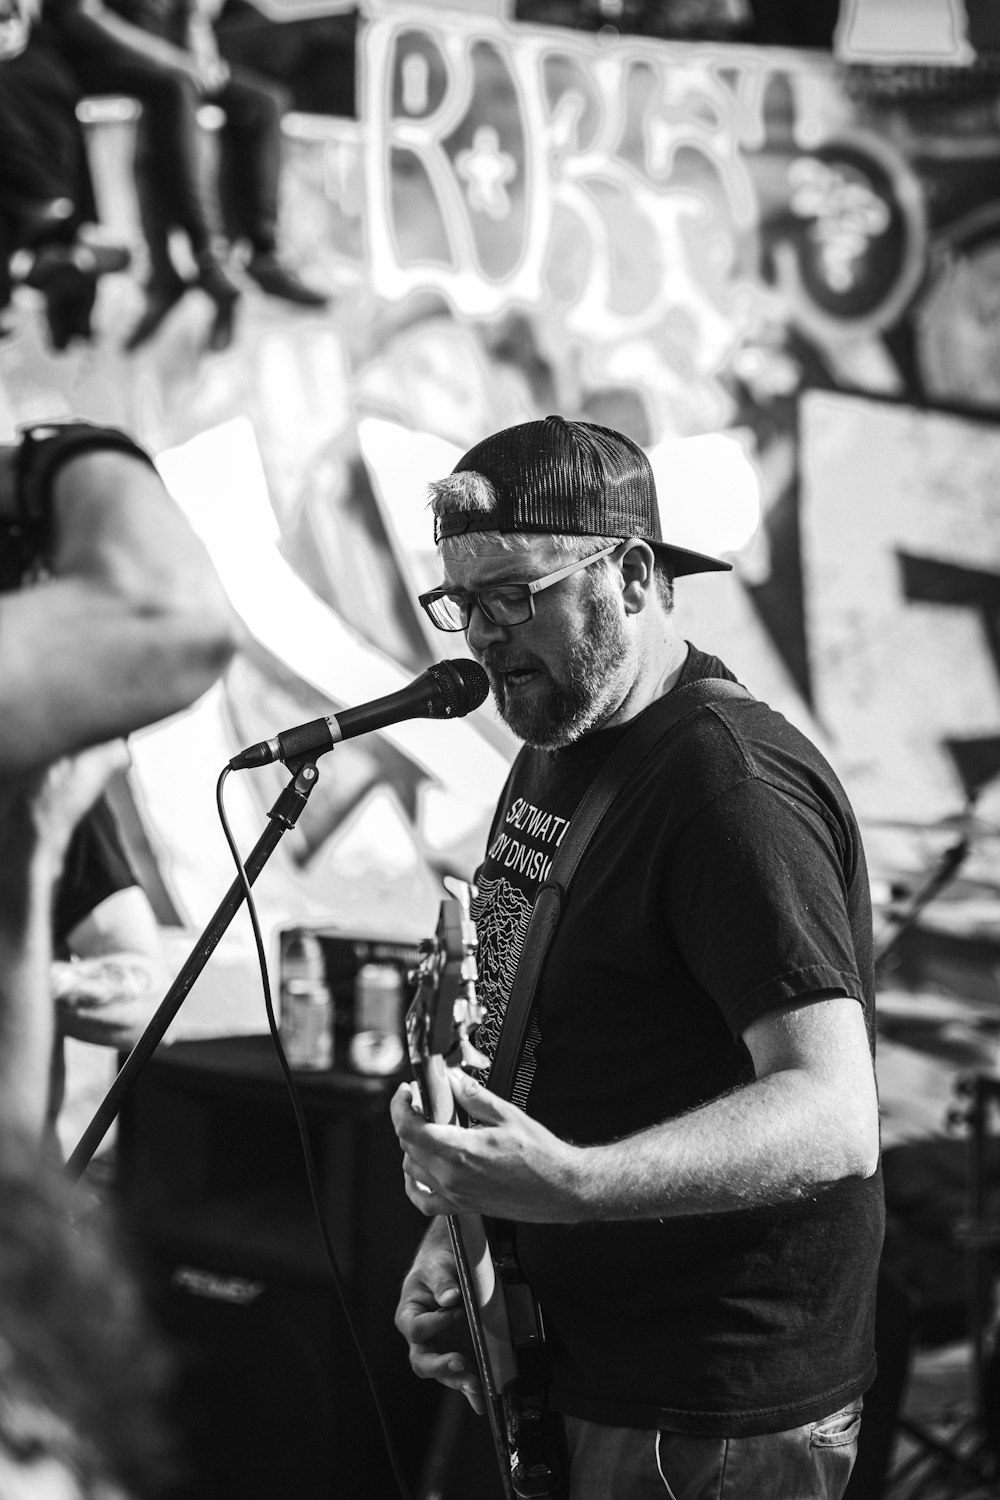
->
[652,541,733,576]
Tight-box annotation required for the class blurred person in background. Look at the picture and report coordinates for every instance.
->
[43,0,328,351]
[0,0,130,349]
[48,791,166,1158]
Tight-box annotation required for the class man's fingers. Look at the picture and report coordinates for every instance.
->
[403,1170,451,1217]
[391,1081,432,1143]
[410,1345,485,1413]
[401,1303,464,1343]
[436,1282,463,1307]
[401,1150,457,1212]
[448,1067,509,1125]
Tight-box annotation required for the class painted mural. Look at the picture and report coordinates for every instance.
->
[2,1,1000,1048]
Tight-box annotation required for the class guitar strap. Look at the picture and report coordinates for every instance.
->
[486,676,753,1103]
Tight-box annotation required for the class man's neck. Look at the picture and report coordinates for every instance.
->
[595,631,689,735]
[654,635,690,699]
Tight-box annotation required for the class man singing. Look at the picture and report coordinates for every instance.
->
[392,415,883,1500]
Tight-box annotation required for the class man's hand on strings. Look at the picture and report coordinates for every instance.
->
[393,1221,485,1414]
[390,1070,584,1223]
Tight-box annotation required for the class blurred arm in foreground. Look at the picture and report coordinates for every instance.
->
[0,421,241,773]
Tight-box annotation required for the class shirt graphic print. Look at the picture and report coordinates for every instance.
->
[472,789,575,1102]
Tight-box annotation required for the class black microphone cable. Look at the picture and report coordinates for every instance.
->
[215,765,414,1500]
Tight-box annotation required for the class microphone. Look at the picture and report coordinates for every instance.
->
[228,658,490,770]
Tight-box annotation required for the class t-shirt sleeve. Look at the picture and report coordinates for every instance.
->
[54,796,138,950]
[661,775,865,1038]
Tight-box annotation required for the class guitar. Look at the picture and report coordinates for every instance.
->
[406,882,566,1500]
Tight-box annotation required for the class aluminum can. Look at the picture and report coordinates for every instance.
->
[280,978,334,1070]
[349,962,405,1074]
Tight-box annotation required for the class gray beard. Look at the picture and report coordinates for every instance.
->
[489,583,632,749]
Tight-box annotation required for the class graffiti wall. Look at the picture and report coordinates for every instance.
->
[3,1,999,1035]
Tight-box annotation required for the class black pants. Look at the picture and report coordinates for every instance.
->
[0,37,97,305]
[59,39,290,260]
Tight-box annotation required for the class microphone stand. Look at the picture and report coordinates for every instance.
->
[65,758,321,1186]
[874,826,973,970]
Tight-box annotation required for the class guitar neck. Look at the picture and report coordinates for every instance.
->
[408,1052,516,1493]
[405,901,565,1499]
[412,1054,520,1396]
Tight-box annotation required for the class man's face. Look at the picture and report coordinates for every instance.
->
[442,538,636,748]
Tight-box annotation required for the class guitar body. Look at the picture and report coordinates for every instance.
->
[407,893,566,1500]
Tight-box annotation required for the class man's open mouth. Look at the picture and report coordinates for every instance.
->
[502,667,541,687]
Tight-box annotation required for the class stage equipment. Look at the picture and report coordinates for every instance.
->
[873,800,990,973]
[228,658,489,769]
[116,935,506,1500]
[114,1027,434,1500]
[873,1075,1000,1499]
[865,785,1000,1496]
[65,659,488,1182]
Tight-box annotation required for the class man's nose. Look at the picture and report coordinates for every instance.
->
[465,602,511,654]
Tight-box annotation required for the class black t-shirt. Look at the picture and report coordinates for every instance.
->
[54,796,136,955]
[472,644,884,1434]
[47,797,137,1135]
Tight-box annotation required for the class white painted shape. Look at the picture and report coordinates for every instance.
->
[672,570,832,757]
[155,420,510,807]
[800,390,1000,835]
[357,415,462,559]
[650,430,762,561]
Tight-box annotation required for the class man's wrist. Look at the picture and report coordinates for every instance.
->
[555,1142,605,1223]
[424,1214,453,1248]
[0,841,61,929]
[12,423,157,577]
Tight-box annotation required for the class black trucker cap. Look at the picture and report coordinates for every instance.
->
[436,414,731,576]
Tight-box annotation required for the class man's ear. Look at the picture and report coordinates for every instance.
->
[618,539,656,615]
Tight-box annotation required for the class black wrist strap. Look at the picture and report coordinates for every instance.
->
[486,676,753,1102]
[14,421,157,560]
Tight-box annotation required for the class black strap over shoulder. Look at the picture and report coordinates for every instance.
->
[14,421,157,558]
[486,676,753,1102]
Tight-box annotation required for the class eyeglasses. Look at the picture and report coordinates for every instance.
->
[418,543,619,633]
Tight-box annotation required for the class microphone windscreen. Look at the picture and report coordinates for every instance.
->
[428,658,490,717]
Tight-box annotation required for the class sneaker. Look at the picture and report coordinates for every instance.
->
[246,251,328,307]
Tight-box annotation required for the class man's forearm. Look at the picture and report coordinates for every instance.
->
[567,1066,879,1223]
[51,452,225,612]
[0,452,240,771]
[405,1020,881,1228]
